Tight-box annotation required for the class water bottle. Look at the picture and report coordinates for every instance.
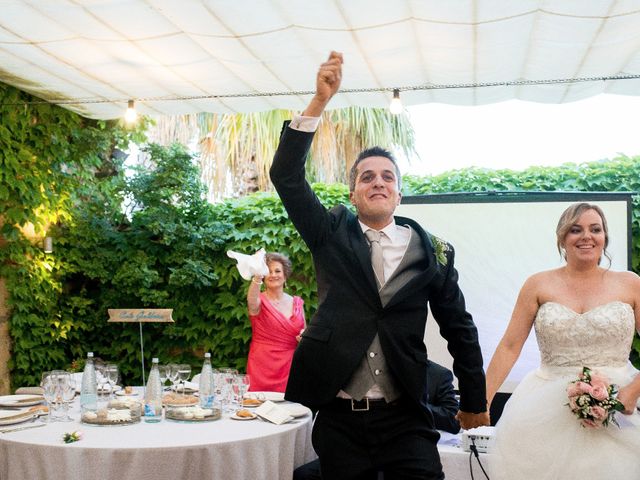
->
[79,352,97,413]
[144,358,163,423]
[199,352,215,408]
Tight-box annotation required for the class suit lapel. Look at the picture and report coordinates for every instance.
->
[382,218,440,308]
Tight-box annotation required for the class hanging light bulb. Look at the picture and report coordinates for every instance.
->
[389,89,403,115]
[124,100,137,123]
[43,236,53,253]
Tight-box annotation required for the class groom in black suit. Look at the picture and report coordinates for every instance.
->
[270,51,488,480]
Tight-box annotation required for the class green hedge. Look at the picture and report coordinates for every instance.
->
[2,81,639,387]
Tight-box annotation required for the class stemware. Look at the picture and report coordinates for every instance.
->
[158,365,169,390]
[105,364,119,398]
[167,363,180,391]
[217,367,238,412]
[40,371,57,423]
[235,374,251,408]
[96,364,110,397]
[177,364,191,394]
[59,374,76,422]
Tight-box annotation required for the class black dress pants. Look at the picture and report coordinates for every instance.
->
[311,399,443,480]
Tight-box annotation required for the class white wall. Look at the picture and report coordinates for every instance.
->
[397,195,631,392]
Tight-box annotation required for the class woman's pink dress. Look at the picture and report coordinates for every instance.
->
[247,293,305,392]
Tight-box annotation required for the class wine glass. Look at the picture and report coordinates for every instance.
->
[40,371,57,423]
[177,364,191,394]
[235,374,250,408]
[218,367,238,412]
[158,365,169,390]
[96,364,110,398]
[59,373,76,422]
[168,363,180,391]
[105,364,119,398]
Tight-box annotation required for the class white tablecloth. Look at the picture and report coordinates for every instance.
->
[0,397,315,480]
[438,432,492,480]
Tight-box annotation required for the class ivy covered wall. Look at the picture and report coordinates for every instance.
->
[2,80,639,391]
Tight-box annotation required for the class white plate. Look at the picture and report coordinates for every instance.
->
[75,385,122,394]
[0,395,44,407]
[0,411,36,426]
[282,404,309,418]
[115,390,139,397]
[244,391,285,402]
[230,413,257,420]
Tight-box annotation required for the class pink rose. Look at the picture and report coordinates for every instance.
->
[591,383,609,401]
[568,396,579,411]
[567,383,582,397]
[589,406,607,421]
[589,372,609,386]
[575,381,593,395]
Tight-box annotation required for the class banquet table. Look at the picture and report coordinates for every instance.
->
[0,396,316,480]
[439,442,491,479]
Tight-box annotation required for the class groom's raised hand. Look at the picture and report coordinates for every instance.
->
[455,410,490,430]
[303,51,343,117]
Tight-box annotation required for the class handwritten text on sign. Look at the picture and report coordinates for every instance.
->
[108,309,174,323]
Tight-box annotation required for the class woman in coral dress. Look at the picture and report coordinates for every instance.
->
[246,252,305,392]
[486,203,640,479]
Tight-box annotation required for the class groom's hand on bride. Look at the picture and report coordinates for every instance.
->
[455,410,490,430]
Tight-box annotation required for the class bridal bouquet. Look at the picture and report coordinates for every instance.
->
[566,366,625,428]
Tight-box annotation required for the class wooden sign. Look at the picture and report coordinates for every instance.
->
[108,309,174,323]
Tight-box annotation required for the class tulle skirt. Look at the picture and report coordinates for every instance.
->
[489,364,640,480]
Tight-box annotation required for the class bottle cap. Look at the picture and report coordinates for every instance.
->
[205,352,211,358]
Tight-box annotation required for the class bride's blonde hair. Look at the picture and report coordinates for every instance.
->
[556,202,611,265]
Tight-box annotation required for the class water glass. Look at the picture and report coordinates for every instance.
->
[60,373,76,422]
[235,374,250,407]
[168,363,180,391]
[158,365,169,390]
[105,364,119,398]
[177,364,191,394]
[40,372,57,423]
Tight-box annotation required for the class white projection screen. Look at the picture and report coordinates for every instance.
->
[397,192,633,392]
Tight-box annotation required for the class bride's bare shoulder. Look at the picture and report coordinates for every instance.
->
[525,268,563,286]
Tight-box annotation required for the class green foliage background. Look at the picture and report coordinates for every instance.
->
[2,81,640,388]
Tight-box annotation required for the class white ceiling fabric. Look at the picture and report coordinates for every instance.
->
[2,0,640,119]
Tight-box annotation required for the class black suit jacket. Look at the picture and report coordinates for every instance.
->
[426,360,460,434]
[270,124,486,414]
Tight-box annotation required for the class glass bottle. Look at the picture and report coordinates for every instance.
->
[144,358,163,423]
[79,352,97,413]
[199,352,215,408]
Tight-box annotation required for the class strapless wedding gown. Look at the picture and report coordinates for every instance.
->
[490,301,640,480]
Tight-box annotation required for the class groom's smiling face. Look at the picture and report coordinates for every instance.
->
[349,156,402,230]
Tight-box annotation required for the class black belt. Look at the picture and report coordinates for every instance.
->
[326,397,403,412]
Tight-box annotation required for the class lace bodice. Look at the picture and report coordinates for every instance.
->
[534,301,635,368]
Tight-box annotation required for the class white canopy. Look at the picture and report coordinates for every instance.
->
[2,0,640,119]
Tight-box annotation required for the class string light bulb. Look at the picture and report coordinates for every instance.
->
[124,99,137,123]
[389,89,403,114]
[43,236,53,253]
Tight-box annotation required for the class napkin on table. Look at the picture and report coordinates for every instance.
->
[255,400,294,425]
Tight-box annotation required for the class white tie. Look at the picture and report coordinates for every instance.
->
[365,230,384,288]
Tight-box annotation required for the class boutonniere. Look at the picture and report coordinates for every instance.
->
[430,234,450,267]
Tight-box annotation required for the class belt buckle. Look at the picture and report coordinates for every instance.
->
[351,398,369,411]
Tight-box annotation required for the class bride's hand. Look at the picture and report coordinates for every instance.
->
[616,384,639,414]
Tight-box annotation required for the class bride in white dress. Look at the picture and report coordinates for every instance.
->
[486,203,640,479]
